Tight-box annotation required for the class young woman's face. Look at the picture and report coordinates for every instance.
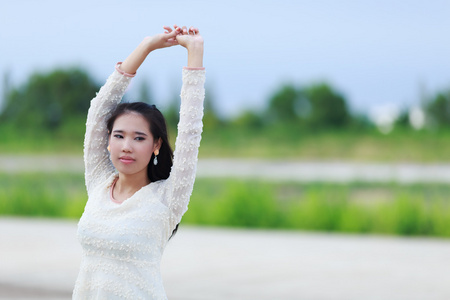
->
[109,112,160,179]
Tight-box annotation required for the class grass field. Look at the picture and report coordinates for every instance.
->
[1,123,450,162]
[2,120,448,237]
[1,172,449,237]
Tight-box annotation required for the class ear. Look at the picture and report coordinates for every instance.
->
[153,137,162,153]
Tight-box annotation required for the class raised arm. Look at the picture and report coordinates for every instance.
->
[119,27,181,74]
[84,28,182,194]
[164,26,205,222]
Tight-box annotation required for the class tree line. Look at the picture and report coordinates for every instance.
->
[1,67,449,133]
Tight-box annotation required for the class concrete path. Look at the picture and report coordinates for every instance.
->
[1,218,450,300]
[2,155,450,183]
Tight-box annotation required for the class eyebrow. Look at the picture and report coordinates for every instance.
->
[112,130,148,136]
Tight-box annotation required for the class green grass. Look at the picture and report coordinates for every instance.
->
[1,172,450,237]
[1,121,450,161]
[0,173,86,218]
[185,179,450,237]
[199,125,450,162]
[0,118,85,155]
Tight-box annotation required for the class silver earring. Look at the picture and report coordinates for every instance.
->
[153,150,159,166]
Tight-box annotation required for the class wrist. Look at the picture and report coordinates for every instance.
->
[141,37,157,53]
[187,40,204,53]
[187,40,204,68]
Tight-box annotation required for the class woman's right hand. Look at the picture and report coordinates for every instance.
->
[119,27,181,75]
[144,27,182,52]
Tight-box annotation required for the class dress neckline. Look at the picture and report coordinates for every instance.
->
[109,176,123,204]
[109,176,155,205]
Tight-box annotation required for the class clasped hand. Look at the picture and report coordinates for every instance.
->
[146,25,203,52]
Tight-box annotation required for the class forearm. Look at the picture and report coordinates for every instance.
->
[119,38,153,75]
[119,27,180,74]
[84,71,131,193]
[168,68,205,221]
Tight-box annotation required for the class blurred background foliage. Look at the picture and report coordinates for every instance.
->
[2,68,98,130]
[1,67,450,237]
[2,173,450,237]
[1,67,449,160]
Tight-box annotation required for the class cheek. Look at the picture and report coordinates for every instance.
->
[142,144,154,158]
[109,139,128,155]
[109,139,119,151]
[135,142,153,157]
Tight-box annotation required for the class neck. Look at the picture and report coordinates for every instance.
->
[116,172,150,195]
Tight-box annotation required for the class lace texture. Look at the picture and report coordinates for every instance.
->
[73,68,205,300]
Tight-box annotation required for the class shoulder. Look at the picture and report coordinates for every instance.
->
[151,178,167,191]
[87,172,117,198]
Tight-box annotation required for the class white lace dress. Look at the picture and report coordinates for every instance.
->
[72,66,205,299]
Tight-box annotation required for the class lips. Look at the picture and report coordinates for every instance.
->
[119,156,135,164]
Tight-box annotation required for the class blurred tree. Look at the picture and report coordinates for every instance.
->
[267,84,301,123]
[2,70,11,113]
[1,68,99,129]
[202,87,222,130]
[266,82,351,129]
[426,91,450,128]
[232,110,264,129]
[163,93,180,130]
[302,83,350,129]
[163,85,223,134]
[138,79,152,104]
[395,108,411,128]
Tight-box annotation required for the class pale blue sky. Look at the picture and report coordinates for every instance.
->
[1,0,449,117]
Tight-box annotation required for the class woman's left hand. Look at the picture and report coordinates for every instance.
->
[172,25,204,51]
[168,25,204,68]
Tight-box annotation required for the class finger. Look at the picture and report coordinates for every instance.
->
[189,26,195,34]
[182,26,187,34]
[165,29,179,39]
[173,25,182,34]
[190,27,199,35]
[163,26,172,33]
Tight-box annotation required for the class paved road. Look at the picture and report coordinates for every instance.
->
[1,218,450,300]
[2,155,450,183]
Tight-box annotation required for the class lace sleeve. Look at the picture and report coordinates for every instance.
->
[165,68,205,223]
[84,68,133,195]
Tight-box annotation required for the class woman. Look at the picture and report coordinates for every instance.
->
[73,25,205,299]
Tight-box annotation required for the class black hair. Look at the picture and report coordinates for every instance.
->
[106,102,179,238]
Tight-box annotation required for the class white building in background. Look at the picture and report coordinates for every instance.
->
[369,103,427,133]
[408,106,426,130]
[369,103,400,134]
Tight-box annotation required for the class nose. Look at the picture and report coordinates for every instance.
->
[121,138,132,153]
